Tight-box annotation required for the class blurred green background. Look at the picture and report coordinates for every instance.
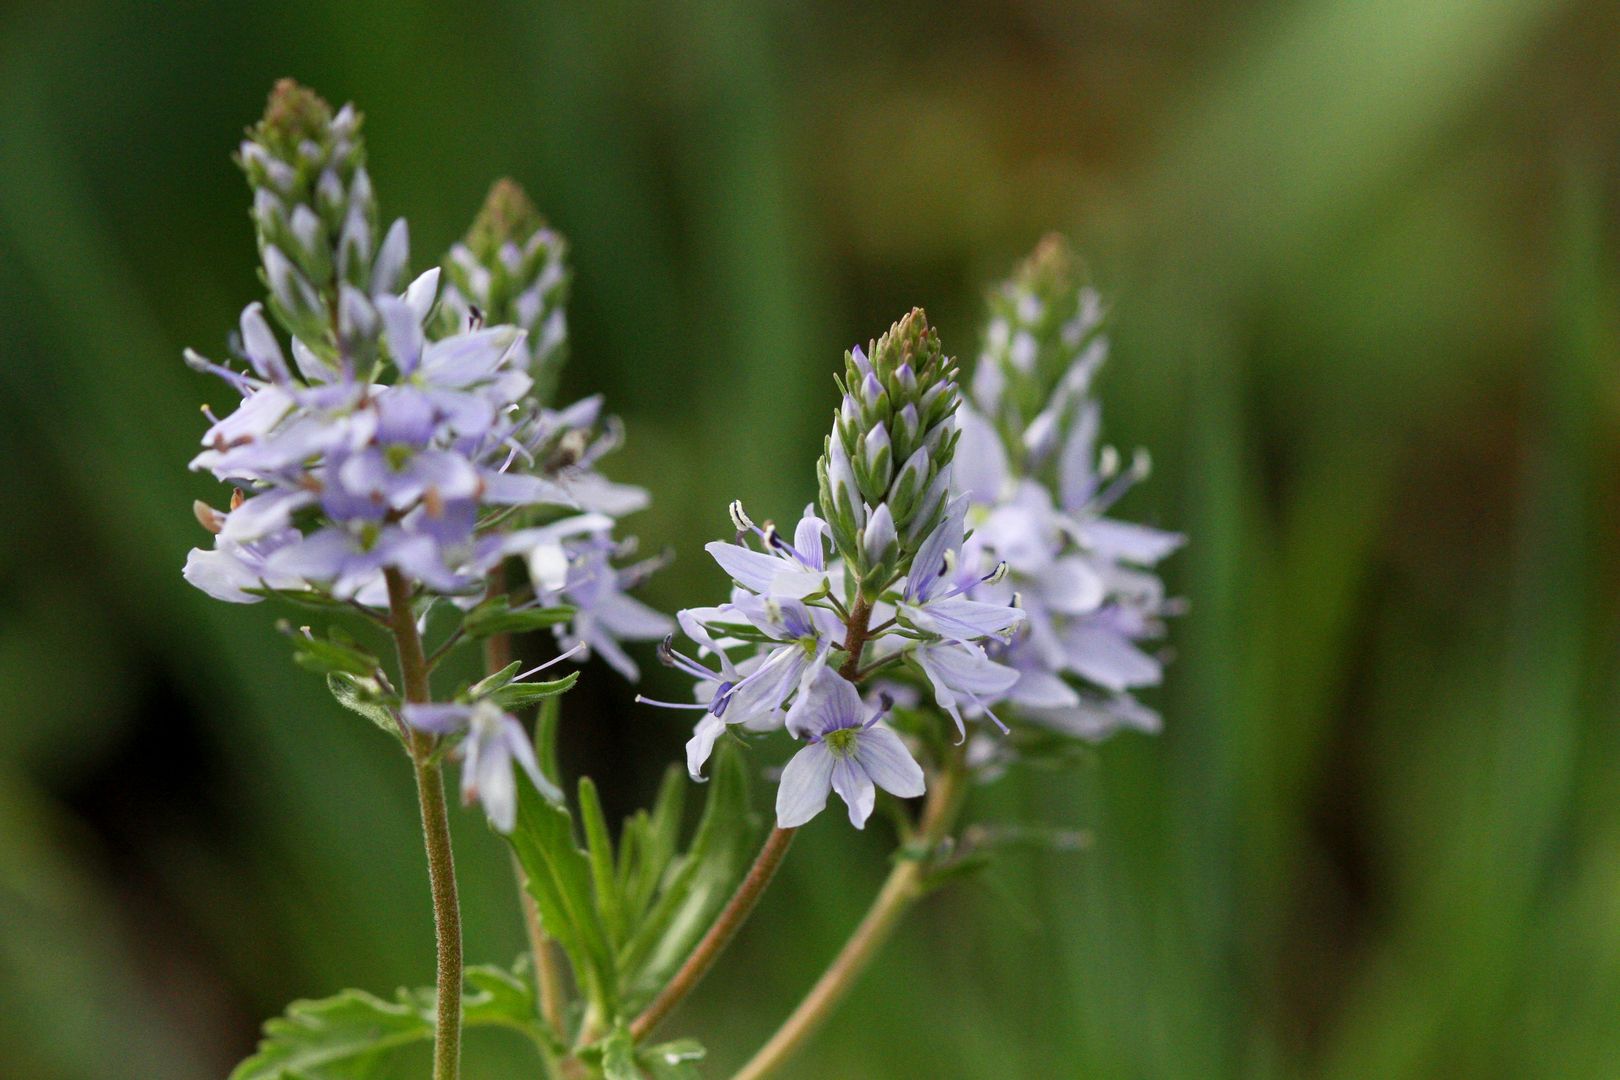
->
[2,1,1618,1077]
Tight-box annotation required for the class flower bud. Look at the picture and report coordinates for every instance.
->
[973,234,1107,471]
[818,307,960,591]
[238,80,393,351]
[437,178,572,403]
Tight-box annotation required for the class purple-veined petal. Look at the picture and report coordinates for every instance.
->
[220,488,315,543]
[1058,400,1101,513]
[403,267,441,324]
[239,303,290,384]
[1037,556,1106,615]
[1078,518,1186,565]
[686,713,728,780]
[792,508,828,571]
[775,742,835,828]
[953,405,1009,505]
[830,757,876,828]
[371,218,409,296]
[853,724,925,799]
[378,295,424,377]
[904,595,1024,642]
[704,541,783,594]
[1064,626,1162,691]
[1008,668,1080,709]
[183,547,264,604]
[906,496,967,603]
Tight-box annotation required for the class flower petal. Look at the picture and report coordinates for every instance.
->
[830,757,876,828]
[853,724,925,799]
[775,742,835,828]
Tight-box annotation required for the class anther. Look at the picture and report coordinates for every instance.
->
[193,500,225,534]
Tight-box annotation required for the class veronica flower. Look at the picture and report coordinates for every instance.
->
[183,500,307,604]
[543,526,673,680]
[776,668,925,829]
[703,503,832,601]
[897,497,1023,644]
[402,699,557,832]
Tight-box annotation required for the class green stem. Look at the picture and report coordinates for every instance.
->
[729,750,969,1080]
[628,825,797,1041]
[626,593,880,1044]
[385,568,463,1080]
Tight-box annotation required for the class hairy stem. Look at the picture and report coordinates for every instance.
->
[385,568,463,1080]
[730,750,970,1080]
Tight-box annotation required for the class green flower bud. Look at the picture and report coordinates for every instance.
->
[438,179,572,403]
[975,234,1107,470]
[817,307,960,592]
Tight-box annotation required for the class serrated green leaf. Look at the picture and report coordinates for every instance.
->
[505,775,618,1016]
[463,596,577,638]
[229,964,551,1080]
[490,671,579,709]
[621,767,685,926]
[229,988,424,1080]
[325,674,399,736]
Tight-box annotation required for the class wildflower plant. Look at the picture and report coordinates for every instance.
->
[192,83,1181,1080]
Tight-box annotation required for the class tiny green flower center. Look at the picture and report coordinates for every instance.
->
[823,728,858,757]
[385,444,413,471]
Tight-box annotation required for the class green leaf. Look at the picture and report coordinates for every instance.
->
[577,776,625,946]
[243,585,352,612]
[462,963,558,1052]
[490,671,579,709]
[468,659,525,697]
[229,988,426,1079]
[620,767,685,926]
[230,965,550,1079]
[279,622,380,678]
[618,743,759,1008]
[505,775,619,1016]
[599,1025,639,1080]
[325,673,399,736]
[462,596,577,638]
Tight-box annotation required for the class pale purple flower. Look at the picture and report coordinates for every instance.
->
[898,497,1023,645]
[776,669,925,829]
[703,504,832,600]
[402,698,560,831]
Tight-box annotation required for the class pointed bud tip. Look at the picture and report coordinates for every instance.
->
[466,178,545,256]
[256,78,335,148]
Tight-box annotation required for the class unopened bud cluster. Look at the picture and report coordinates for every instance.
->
[972,234,1107,473]
[437,179,571,404]
[953,234,1184,744]
[239,79,405,360]
[818,308,961,589]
